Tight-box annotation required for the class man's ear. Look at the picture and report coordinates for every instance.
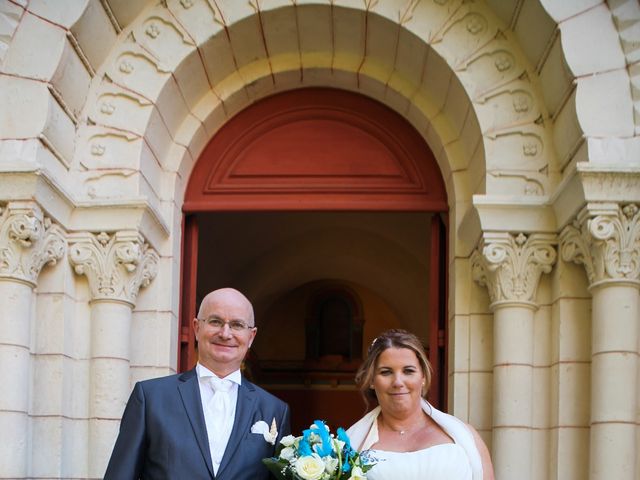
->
[192,317,200,338]
[248,327,257,348]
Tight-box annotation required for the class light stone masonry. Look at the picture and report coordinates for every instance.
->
[0,1,639,478]
[561,202,640,480]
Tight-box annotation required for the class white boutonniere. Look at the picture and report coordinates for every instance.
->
[251,417,278,445]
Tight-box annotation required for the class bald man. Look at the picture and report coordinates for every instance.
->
[105,288,291,480]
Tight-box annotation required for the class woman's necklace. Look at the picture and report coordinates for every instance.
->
[381,416,427,436]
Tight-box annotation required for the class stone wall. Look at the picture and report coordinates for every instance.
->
[0,1,639,479]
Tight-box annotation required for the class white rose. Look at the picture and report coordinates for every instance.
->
[280,434,297,447]
[348,466,367,480]
[295,454,326,480]
[323,456,338,474]
[279,446,296,463]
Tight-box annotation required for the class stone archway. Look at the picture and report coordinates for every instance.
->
[1,1,639,479]
[77,1,558,209]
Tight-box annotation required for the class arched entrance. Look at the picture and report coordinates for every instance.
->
[181,88,448,430]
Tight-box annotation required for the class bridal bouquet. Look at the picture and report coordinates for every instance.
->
[263,420,376,480]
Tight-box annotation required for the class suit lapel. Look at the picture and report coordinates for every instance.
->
[178,369,215,478]
[216,378,257,478]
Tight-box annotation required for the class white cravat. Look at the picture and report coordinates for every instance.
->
[196,364,240,475]
[208,376,233,464]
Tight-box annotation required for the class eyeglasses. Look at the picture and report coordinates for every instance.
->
[198,317,255,332]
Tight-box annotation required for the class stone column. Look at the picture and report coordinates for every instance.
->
[472,232,557,480]
[0,202,65,478]
[561,202,640,480]
[68,231,158,478]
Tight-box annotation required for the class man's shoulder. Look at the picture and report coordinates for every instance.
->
[136,369,195,390]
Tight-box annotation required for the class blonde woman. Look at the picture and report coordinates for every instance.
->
[347,329,494,480]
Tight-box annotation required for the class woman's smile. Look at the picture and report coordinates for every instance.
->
[373,347,426,414]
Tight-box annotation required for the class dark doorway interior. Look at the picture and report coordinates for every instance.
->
[182,211,442,431]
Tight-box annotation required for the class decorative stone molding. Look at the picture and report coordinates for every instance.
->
[68,230,159,306]
[578,165,640,203]
[71,1,556,203]
[471,232,557,308]
[0,202,66,286]
[560,202,640,287]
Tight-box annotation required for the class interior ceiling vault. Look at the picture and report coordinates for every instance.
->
[195,211,433,331]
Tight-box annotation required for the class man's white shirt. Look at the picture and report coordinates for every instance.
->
[196,363,241,475]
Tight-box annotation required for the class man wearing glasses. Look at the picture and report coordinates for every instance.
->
[105,288,291,479]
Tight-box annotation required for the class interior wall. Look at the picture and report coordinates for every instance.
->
[194,211,432,338]
[250,280,404,432]
[253,280,403,363]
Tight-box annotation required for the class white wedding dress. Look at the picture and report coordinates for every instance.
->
[346,400,483,480]
[367,443,472,480]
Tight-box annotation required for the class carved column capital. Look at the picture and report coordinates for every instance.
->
[560,202,640,288]
[471,232,557,309]
[0,202,66,286]
[68,230,159,306]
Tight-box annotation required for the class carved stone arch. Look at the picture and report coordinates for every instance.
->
[76,0,559,213]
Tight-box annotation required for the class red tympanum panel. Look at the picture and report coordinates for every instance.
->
[184,88,446,211]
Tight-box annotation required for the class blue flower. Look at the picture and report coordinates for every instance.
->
[313,420,334,457]
[337,428,351,450]
[336,428,354,472]
[298,429,313,457]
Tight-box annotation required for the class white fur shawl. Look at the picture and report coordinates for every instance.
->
[346,399,483,480]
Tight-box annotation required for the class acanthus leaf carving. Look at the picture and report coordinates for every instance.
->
[560,203,640,286]
[0,202,67,285]
[68,230,159,305]
[471,232,557,307]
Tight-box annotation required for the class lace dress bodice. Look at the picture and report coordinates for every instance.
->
[367,443,473,480]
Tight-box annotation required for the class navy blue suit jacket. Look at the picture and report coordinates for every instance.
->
[104,368,290,479]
